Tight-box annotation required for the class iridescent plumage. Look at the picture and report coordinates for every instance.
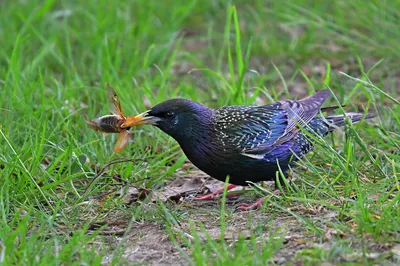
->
[123,90,373,187]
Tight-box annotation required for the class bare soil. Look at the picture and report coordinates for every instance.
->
[92,169,397,265]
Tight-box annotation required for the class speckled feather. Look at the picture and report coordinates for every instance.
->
[147,90,373,186]
[212,90,331,159]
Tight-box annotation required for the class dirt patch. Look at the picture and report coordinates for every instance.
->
[96,201,317,265]
[101,223,186,265]
[98,201,396,265]
[91,169,397,265]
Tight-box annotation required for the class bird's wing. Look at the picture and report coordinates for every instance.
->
[215,90,331,158]
[214,106,288,152]
[259,89,331,149]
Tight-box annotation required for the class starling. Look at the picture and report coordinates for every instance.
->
[122,90,373,210]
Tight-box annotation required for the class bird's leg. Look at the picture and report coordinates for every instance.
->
[194,184,239,201]
[236,197,265,211]
[236,189,281,211]
[237,177,284,212]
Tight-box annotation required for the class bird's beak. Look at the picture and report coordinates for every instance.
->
[121,111,160,128]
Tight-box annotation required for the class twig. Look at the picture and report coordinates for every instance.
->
[87,187,121,200]
[82,157,154,197]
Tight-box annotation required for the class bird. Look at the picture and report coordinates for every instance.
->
[121,90,373,210]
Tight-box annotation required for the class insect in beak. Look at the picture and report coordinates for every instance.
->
[87,83,132,153]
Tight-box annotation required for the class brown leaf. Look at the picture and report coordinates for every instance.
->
[324,229,347,240]
[121,187,151,204]
[152,176,207,203]
[204,184,220,193]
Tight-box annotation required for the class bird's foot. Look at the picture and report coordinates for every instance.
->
[236,197,265,211]
[236,189,281,211]
[194,184,239,201]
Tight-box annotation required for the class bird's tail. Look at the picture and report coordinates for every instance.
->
[325,112,374,129]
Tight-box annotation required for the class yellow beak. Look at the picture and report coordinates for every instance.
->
[121,111,160,128]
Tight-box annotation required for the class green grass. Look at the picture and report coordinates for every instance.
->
[1,0,399,265]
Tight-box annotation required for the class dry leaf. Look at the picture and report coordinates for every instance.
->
[325,229,347,240]
[121,187,151,204]
[152,176,207,202]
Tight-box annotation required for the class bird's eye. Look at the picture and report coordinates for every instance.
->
[165,111,175,119]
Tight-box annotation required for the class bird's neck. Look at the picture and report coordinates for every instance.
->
[174,111,220,169]
[178,134,219,176]
[176,120,213,152]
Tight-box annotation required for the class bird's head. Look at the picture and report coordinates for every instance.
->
[122,99,212,141]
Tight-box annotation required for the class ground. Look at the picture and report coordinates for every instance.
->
[0,0,399,265]
[88,172,399,265]
[62,165,399,265]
